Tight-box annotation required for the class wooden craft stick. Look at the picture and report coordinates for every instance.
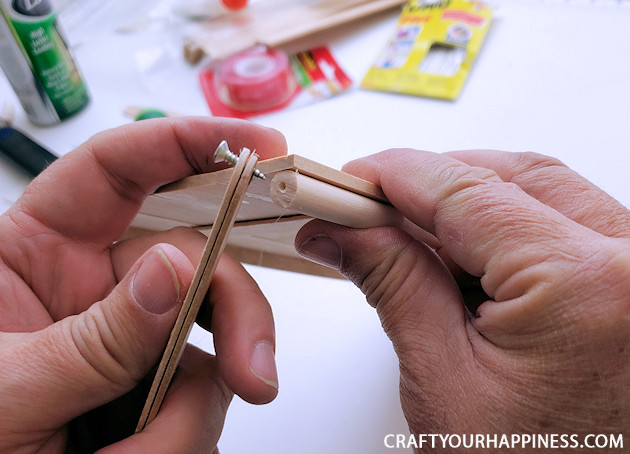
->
[136,148,259,432]
[264,0,408,49]
[184,0,406,63]
[270,170,440,247]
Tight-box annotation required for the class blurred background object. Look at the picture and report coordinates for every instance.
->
[0,0,89,125]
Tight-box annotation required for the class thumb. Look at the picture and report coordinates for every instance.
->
[7,244,193,428]
[296,221,479,429]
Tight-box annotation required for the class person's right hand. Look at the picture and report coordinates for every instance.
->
[296,149,630,451]
[0,117,284,453]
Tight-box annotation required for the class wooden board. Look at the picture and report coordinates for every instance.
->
[127,155,388,278]
[183,0,406,63]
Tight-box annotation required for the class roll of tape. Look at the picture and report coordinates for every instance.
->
[214,46,296,112]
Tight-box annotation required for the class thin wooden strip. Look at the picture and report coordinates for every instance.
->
[135,149,258,432]
[224,244,343,279]
[184,0,406,62]
[152,155,387,202]
[264,0,406,48]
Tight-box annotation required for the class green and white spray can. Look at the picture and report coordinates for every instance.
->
[0,0,89,125]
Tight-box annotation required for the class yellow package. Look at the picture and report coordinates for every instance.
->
[361,0,492,100]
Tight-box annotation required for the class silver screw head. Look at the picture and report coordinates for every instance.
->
[213,140,266,180]
[214,140,237,164]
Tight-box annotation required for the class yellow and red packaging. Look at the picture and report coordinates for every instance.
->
[361,0,492,100]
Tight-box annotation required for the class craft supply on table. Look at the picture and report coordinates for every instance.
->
[0,120,57,177]
[132,108,168,121]
[361,0,493,100]
[123,106,181,121]
[220,0,248,11]
[200,46,352,119]
[0,0,89,125]
[173,0,248,23]
[212,46,296,113]
[183,0,407,64]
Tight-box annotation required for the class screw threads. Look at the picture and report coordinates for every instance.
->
[214,140,266,180]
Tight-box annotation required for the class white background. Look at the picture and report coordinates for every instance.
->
[1,1,630,452]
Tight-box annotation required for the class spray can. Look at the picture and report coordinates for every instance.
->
[0,0,89,125]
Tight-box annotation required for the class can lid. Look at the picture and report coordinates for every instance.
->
[11,0,53,17]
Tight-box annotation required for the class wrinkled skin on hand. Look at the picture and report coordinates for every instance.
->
[296,149,630,452]
[0,118,286,453]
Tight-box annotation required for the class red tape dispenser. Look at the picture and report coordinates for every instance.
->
[210,46,297,115]
[200,45,352,119]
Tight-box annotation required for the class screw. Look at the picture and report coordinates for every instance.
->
[214,140,266,180]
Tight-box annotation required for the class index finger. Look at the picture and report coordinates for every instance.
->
[342,149,600,297]
[16,117,287,245]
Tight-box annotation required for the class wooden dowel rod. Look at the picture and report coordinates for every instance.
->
[271,170,402,228]
[270,170,440,247]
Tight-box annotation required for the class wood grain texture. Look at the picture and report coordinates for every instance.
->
[135,149,258,432]
[183,0,406,63]
[268,170,440,247]
[270,170,404,229]
[127,154,387,278]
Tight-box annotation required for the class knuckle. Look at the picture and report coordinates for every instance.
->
[509,152,578,191]
[85,141,145,204]
[437,161,501,187]
[531,239,630,351]
[436,184,522,240]
[68,301,140,391]
[434,162,505,212]
[513,151,567,176]
[342,233,419,310]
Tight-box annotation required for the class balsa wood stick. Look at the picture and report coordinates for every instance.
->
[184,0,406,63]
[270,170,439,247]
[136,148,259,432]
[264,0,408,49]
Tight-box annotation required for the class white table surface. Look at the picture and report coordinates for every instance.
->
[1,1,630,452]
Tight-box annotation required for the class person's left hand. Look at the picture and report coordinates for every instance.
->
[0,117,286,453]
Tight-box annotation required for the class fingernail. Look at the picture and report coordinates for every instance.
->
[133,249,180,314]
[297,235,341,270]
[250,342,278,389]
